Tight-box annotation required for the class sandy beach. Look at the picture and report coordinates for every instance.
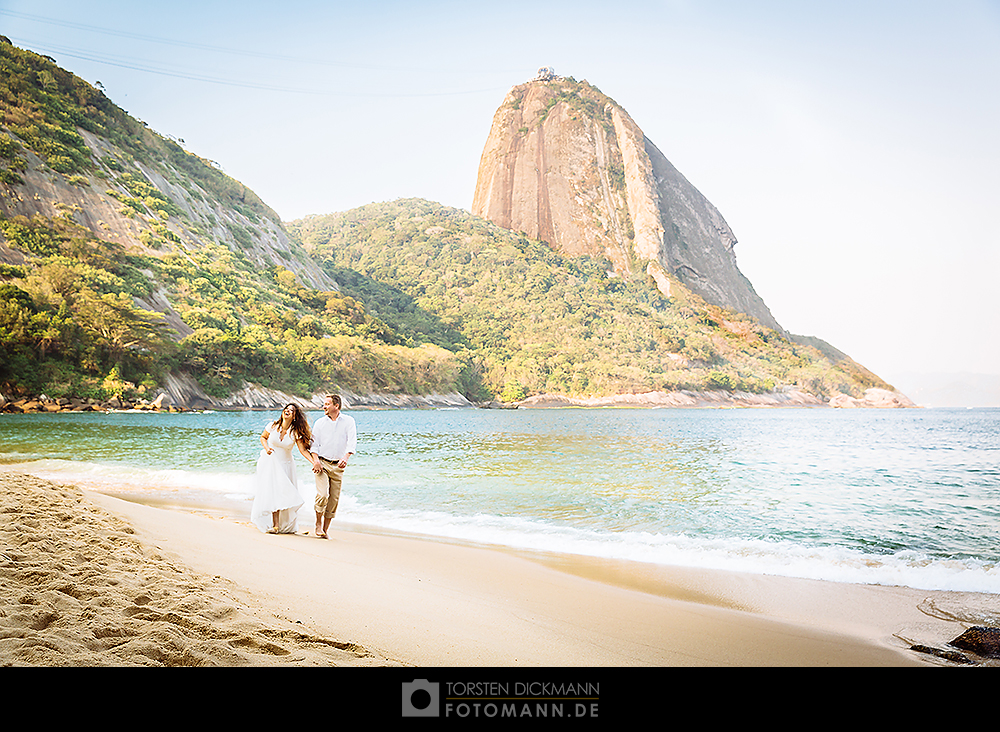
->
[1,471,996,667]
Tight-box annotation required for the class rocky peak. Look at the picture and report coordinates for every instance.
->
[472,76,783,333]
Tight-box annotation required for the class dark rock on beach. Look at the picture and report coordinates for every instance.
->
[908,644,974,665]
[950,627,1000,658]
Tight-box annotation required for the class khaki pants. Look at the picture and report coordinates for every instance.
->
[314,459,344,519]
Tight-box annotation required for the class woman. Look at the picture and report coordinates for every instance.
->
[250,403,314,534]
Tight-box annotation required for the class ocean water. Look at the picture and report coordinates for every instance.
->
[2,406,998,594]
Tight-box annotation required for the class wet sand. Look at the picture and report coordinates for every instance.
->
[2,471,993,666]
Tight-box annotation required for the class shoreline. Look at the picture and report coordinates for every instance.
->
[3,471,995,666]
[1,385,919,414]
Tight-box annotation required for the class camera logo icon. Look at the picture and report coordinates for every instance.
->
[402,679,440,717]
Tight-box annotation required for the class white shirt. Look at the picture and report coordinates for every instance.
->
[311,413,357,462]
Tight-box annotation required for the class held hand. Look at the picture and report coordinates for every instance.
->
[312,460,322,474]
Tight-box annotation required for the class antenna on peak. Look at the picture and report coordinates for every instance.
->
[534,67,557,81]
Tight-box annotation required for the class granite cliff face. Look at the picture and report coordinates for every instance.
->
[472,75,782,333]
[0,38,334,326]
[0,128,334,298]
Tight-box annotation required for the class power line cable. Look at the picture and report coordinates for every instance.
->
[8,36,512,98]
[0,8,527,75]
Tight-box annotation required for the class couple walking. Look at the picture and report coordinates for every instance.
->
[250,394,356,538]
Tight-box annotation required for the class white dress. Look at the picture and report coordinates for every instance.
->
[250,427,305,534]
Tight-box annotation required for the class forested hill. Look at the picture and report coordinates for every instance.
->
[0,40,476,407]
[0,40,904,409]
[288,198,894,403]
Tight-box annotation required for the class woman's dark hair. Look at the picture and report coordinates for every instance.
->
[273,403,312,449]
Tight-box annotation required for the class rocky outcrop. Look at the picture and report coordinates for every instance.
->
[518,388,826,409]
[1,122,336,317]
[158,372,219,410]
[339,391,474,410]
[472,75,783,333]
[155,373,474,411]
[911,626,1000,666]
[1,393,180,413]
[519,387,919,409]
[829,388,916,409]
[3,378,476,413]
[950,627,1000,659]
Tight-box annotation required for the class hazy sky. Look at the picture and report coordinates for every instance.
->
[3,0,999,385]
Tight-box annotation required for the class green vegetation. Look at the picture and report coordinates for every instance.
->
[0,217,170,399]
[0,41,479,402]
[0,40,889,406]
[0,40,278,222]
[0,208,474,401]
[0,132,27,184]
[290,199,888,401]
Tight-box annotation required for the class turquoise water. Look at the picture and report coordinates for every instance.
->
[2,407,998,593]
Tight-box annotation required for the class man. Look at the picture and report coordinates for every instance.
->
[309,394,357,539]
